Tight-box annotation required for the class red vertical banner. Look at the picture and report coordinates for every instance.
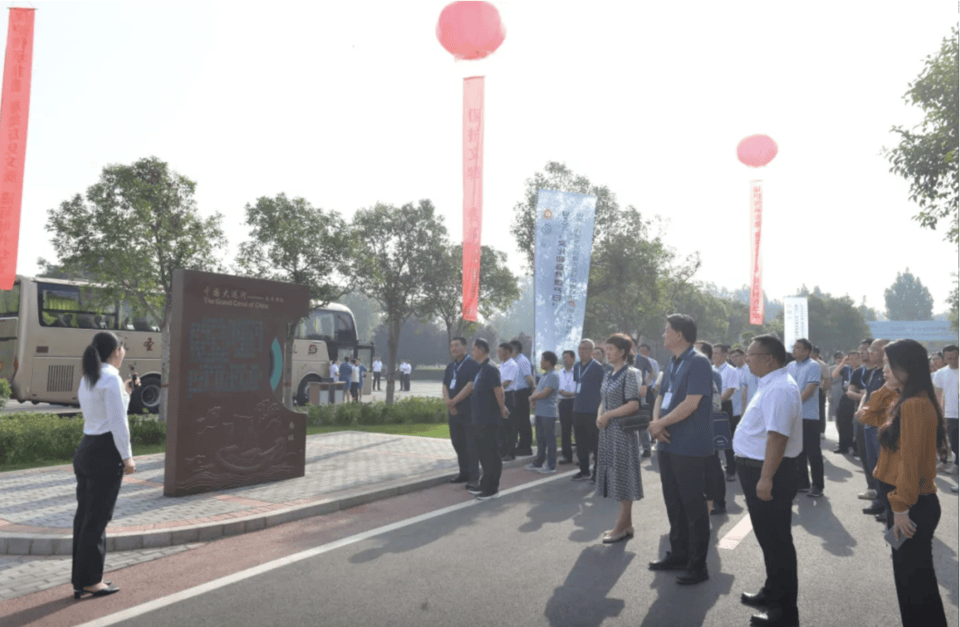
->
[749,180,764,325]
[0,9,35,290]
[462,76,484,322]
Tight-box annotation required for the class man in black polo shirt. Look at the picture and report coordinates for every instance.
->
[572,339,605,482]
[442,337,481,490]
[458,338,509,500]
[648,314,714,586]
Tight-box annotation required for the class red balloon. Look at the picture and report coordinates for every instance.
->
[436,1,506,61]
[737,135,778,167]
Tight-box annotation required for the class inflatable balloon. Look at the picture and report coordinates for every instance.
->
[436,1,506,61]
[737,135,778,167]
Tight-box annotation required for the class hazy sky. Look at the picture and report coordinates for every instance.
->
[9,1,959,314]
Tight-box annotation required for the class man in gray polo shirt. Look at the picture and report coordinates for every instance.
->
[787,339,824,498]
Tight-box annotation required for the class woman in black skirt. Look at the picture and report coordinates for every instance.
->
[72,331,137,599]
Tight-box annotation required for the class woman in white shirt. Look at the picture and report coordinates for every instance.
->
[72,332,137,599]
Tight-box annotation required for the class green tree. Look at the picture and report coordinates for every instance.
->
[235,193,348,304]
[883,27,959,243]
[948,272,959,331]
[857,296,879,322]
[489,275,533,342]
[884,268,935,320]
[339,292,382,343]
[347,200,448,404]
[804,291,871,354]
[425,244,520,344]
[45,156,226,420]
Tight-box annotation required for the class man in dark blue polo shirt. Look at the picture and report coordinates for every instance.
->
[443,337,482,490]
[572,338,605,482]
[460,338,509,500]
[648,314,715,586]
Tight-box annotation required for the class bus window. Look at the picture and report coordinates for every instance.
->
[117,301,160,332]
[0,283,19,317]
[296,309,336,341]
[38,282,118,329]
[335,312,357,343]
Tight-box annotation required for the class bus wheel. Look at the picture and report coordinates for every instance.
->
[297,375,322,406]
[130,375,162,414]
[31,400,39,405]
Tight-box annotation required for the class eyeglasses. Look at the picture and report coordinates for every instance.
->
[746,352,771,358]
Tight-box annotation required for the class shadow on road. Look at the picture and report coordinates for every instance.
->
[794,493,857,556]
[822,456,854,482]
[543,543,634,626]
[1,595,76,627]
[932,536,959,607]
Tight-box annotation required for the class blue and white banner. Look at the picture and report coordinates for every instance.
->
[533,189,596,367]
[783,296,809,352]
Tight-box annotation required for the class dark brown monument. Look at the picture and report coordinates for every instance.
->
[163,269,309,497]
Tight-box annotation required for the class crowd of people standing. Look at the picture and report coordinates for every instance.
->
[440,315,957,627]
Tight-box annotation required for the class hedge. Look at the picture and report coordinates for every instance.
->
[0,398,448,465]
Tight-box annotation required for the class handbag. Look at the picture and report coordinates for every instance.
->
[613,367,650,432]
[713,411,733,450]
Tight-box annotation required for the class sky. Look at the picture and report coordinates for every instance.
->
[7,1,960,316]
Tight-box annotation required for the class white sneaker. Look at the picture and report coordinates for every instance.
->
[858,489,877,500]
[538,467,557,474]
[937,461,951,472]
[524,463,542,471]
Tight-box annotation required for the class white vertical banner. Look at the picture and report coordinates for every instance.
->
[782,296,809,351]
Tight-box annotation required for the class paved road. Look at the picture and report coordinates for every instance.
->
[4,422,955,627]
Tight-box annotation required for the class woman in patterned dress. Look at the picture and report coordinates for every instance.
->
[596,333,644,543]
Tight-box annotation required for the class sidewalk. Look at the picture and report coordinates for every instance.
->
[0,430,478,557]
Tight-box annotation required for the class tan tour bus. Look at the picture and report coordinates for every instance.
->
[0,276,373,413]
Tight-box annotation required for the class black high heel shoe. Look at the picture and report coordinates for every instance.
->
[74,583,119,599]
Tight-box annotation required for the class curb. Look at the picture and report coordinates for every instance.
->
[0,457,534,556]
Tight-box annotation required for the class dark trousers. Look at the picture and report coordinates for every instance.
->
[738,457,799,620]
[558,399,574,461]
[704,451,726,507]
[477,423,502,495]
[573,411,599,475]
[373,372,381,390]
[514,388,533,452]
[818,388,826,434]
[658,451,709,572]
[723,415,741,474]
[878,482,947,627]
[948,419,958,463]
[836,405,854,451]
[796,420,824,490]
[500,392,518,457]
[854,419,875,490]
[448,413,480,483]
[72,433,124,589]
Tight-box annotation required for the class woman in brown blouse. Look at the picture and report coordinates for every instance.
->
[874,339,948,627]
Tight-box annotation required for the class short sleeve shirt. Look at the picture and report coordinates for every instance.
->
[470,359,503,425]
[786,358,821,420]
[338,363,353,383]
[534,371,561,417]
[573,359,605,413]
[740,365,760,408]
[513,354,533,391]
[658,346,714,457]
[557,368,576,397]
[861,368,885,402]
[934,366,959,418]
[733,368,803,460]
[443,356,480,415]
[499,358,520,392]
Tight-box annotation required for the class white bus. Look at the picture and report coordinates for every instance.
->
[0,276,372,412]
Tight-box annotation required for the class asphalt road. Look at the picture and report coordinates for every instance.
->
[88,447,958,627]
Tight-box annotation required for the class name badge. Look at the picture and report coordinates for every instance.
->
[576,383,582,394]
[450,377,457,389]
[662,392,673,409]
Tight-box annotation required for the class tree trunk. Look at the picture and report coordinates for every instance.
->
[385,317,400,405]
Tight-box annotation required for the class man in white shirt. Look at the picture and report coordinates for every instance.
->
[734,334,803,627]
[372,358,383,391]
[557,350,577,464]
[728,347,748,479]
[934,345,959,478]
[712,344,740,480]
[510,340,536,457]
[497,343,520,461]
[399,360,411,391]
[329,358,339,381]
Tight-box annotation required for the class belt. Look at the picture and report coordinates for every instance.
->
[735,456,764,468]
[504,391,516,397]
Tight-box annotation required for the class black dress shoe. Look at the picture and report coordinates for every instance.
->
[750,606,799,627]
[832,447,848,454]
[514,448,533,456]
[741,589,772,608]
[74,583,119,599]
[710,505,727,515]
[641,449,652,458]
[558,458,573,465]
[449,475,469,484]
[875,513,887,522]
[465,483,481,493]
[863,504,884,515]
[676,568,709,585]
[649,553,688,571]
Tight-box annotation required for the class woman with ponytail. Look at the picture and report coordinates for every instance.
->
[873,339,948,626]
[72,331,138,600]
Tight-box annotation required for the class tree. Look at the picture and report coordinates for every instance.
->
[489,275,534,342]
[347,200,448,404]
[884,268,935,320]
[883,26,959,243]
[235,193,348,304]
[857,297,879,322]
[424,244,520,344]
[45,156,226,420]
[949,272,959,332]
[339,292,382,343]
[510,161,642,270]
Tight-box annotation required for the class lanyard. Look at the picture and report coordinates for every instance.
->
[452,357,468,377]
[666,348,694,394]
[576,360,597,381]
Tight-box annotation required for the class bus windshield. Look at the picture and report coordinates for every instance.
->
[295,308,357,343]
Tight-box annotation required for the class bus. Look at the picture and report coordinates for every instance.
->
[0,276,373,413]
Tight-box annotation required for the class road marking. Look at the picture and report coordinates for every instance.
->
[76,470,578,627]
[718,512,754,550]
